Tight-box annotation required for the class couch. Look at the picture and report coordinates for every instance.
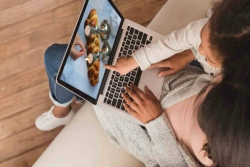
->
[33,0,212,166]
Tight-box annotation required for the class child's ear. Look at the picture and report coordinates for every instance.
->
[198,149,215,167]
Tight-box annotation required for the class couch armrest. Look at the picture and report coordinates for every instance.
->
[147,0,213,34]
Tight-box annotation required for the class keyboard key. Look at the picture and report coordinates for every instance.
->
[121,105,125,111]
[108,86,111,91]
[118,82,122,87]
[130,45,134,50]
[131,40,135,45]
[135,29,139,34]
[128,35,132,40]
[109,94,113,99]
[124,37,127,41]
[106,92,109,97]
[138,32,143,39]
[131,71,136,76]
[115,72,120,77]
[120,76,124,82]
[130,76,135,81]
[112,99,117,107]
[114,77,118,82]
[109,80,113,85]
[129,27,134,35]
[128,50,132,55]
[134,68,142,86]
[123,50,127,55]
[146,40,151,45]
[120,47,123,52]
[142,34,148,45]
[111,88,115,94]
[104,98,107,103]
[107,99,111,105]
[116,99,122,109]
[118,53,122,57]
[125,31,128,36]
[124,45,129,50]
[150,36,153,41]
[133,35,137,39]
[127,26,131,31]
[123,83,127,87]
[116,87,121,92]
[112,82,117,88]
[126,40,130,45]
[126,73,130,77]
[122,42,125,46]
[136,40,140,45]
[114,93,119,98]
[121,88,125,93]
[135,45,139,50]
[125,77,129,82]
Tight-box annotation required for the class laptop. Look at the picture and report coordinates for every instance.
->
[57,0,165,125]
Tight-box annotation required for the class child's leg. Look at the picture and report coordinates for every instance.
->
[36,44,76,131]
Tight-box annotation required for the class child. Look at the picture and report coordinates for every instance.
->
[104,0,250,79]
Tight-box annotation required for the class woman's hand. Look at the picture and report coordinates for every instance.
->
[70,34,86,60]
[104,56,138,75]
[148,49,195,77]
[122,84,163,124]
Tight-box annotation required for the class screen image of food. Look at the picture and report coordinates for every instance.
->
[60,0,121,99]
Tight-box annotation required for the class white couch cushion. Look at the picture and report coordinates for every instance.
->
[33,102,145,167]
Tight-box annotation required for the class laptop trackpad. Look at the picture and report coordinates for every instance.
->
[138,68,164,100]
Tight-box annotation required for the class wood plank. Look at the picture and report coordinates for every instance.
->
[0,36,70,81]
[0,0,83,44]
[0,13,77,62]
[30,14,78,49]
[0,0,30,12]
[0,36,31,62]
[0,82,49,120]
[0,0,76,28]
[0,142,51,167]
[0,100,52,140]
[0,126,63,163]
[0,65,48,99]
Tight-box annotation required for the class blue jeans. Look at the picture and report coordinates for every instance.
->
[44,44,83,107]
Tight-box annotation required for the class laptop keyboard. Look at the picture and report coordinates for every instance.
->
[104,26,153,112]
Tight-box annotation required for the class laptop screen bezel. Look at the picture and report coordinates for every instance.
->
[56,0,124,105]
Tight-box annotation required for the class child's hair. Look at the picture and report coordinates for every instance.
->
[197,77,250,167]
[209,0,250,76]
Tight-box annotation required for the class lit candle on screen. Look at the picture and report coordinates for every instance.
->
[85,25,91,36]
[85,53,93,64]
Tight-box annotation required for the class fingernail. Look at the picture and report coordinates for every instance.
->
[123,103,126,106]
[158,74,162,77]
[121,93,124,97]
[124,86,127,90]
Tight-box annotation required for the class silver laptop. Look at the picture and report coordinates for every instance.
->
[57,0,164,125]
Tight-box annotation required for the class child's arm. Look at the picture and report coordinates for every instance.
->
[105,18,208,75]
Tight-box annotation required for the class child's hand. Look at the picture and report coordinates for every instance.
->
[104,56,138,75]
[122,84,163,124]
[148,49,195,77]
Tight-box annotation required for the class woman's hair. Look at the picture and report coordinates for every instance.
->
[197,77,250,167]
[209,0,250,76]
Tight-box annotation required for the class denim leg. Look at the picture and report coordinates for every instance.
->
[44,44,75,106]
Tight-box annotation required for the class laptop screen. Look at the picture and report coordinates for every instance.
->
[59,0,122,99]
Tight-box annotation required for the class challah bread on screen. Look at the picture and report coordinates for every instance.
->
[84,9,100,86]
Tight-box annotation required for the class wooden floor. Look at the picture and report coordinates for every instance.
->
[0,0,167,166]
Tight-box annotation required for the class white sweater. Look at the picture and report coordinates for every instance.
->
[133,18,222,77]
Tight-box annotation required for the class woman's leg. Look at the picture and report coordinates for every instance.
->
[36,44,77,131]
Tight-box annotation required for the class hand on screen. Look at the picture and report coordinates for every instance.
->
[147,49,195,77]
[70,33,86,61]
[104,56,138,75]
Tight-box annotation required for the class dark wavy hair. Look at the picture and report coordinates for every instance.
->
[209,0,250,78]
[197,77,250,167]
